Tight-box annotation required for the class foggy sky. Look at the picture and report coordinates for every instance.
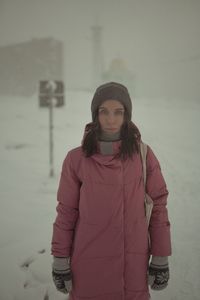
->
[0,0,200,97]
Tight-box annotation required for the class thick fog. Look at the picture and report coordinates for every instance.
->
[0,0,200,98]
[0,1,200,300]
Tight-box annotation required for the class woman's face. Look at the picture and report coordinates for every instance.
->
[98,99,125,134]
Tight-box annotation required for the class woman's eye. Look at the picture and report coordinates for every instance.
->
[99,110,108,115]
[99,109,124,116]
[115,111,124,116]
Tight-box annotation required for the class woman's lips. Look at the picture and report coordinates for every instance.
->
[105,128,118,131]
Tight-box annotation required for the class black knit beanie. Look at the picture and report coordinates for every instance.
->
[91,82,132,122]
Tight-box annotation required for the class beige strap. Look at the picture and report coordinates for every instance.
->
[139,141,154,226]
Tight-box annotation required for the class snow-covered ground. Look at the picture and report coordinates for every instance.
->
[0,91,200,300]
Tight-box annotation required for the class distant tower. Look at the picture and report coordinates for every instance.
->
[91,25,104,89]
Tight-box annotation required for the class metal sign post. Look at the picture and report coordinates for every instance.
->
[39,80,64,177]
[49,93,54,177]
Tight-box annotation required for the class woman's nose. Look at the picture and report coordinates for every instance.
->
[107,113,115,124]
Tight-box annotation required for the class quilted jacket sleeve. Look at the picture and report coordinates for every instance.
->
[51,150,81,257]
[146,145,172,256]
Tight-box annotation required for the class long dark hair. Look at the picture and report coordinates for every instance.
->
[82,110,140,160]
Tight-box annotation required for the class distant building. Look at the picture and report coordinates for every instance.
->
[0,37,64,97]
[102,58,135,94]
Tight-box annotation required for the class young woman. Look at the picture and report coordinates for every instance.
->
[51,82,171,300]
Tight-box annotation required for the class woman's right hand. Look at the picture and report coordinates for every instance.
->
[52,256,72,294]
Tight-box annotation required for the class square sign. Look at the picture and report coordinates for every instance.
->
[39,80,65,107]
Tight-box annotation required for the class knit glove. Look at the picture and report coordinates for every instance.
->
[148,256,169,290]
[52,256,72,294]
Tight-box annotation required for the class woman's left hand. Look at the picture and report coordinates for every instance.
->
[148,256,169,290]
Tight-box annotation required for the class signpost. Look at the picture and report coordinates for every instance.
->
[39,80,64,177]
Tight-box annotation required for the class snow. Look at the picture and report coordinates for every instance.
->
[0,91,200,300]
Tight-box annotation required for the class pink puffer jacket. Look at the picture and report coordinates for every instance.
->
[51,129,171,300]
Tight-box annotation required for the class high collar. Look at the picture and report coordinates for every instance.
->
[91,140,122,166]
[98,130,121,142]
[81,121,141,157]
[97,140,122,156]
